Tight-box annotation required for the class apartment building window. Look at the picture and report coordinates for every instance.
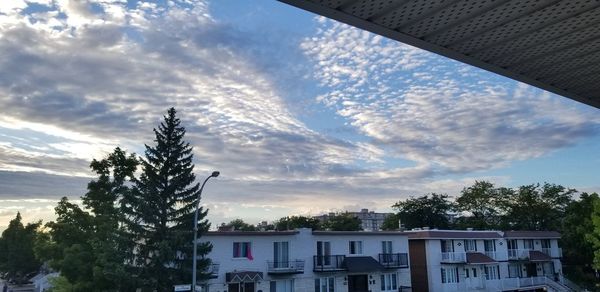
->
[270,279,294,292]
[233,242,252,259]
[315,277,334,292]
[507,239,518,250]
[441,267,459,283]
[541,239,551,249]
[317,241,331,266]
[508,263,522,278]
[484,240,495,252]
[273,242,289,268]
[484,265,500,280]
[464,240,477,252]
[349,241,363,254]
[441,240,454,252]
[523,239,534,250]
[380,273,398,291]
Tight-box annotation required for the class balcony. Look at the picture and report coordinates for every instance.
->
[206,263,219,279]
[267,260,305,275]
[313,255,346,272]
[508,249,529,260]
[541,248,563,258]
[441,252,466,263]
[378,253,408,268]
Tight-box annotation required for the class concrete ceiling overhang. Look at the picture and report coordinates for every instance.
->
[279,0,600,109]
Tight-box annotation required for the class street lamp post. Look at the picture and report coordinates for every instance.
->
[192,171,219,291]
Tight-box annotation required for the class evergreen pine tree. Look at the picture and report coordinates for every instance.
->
[130,108,211,290]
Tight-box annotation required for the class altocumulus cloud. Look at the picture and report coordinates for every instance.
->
[0,2,598,229]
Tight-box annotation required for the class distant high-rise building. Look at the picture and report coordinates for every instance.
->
[315,209,393,231]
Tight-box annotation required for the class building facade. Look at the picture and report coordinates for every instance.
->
[408,229,568,292]
[200,228,411,292]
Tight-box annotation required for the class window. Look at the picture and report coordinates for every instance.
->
[507,239,518,250]
[270,279,294,292]
[315,277,334,292]
[523,239,534,250]
[233,242,252,259]
[349,241,363,254]
[484,265,500,280]
[441,240,454,252]
[464,268,470,278]
[508,264,522,278]
[273,242,289,268]
[316,241,331,266]
[464,240,477,252]
[541,239,551,249]
[441,267,459,283]
[472,268,477,278]
[380,273,398,291]
[484,240,496,252]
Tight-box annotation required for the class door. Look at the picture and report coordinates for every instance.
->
[274,241,289,268]
[228,283,255,292]
[382,241,393,263]
[317,241,331,266]
[348,275,368,292]
[464,267,484,289]
[243,282,255,292]
[525,263,537,277]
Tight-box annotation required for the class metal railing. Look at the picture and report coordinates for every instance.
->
[507,249,529,260]
[441,252,466,262]
[378,253,408,268]
[266,260,305,274]
[313,255,346,272]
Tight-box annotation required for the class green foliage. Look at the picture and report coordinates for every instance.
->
[0,212,42,284]
[322,213,362,231]
[220,219,257,231]
[275,216,322,231]
[502,183,574,231]
[126,108,211,290]
[587,194,600,270]
[34,147,139,291]
[381,213,400,231]
[455,181,506,229]
[391,193,453,229]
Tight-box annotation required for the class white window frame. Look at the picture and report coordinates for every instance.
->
[380,273,398,291]
[484,265,501,280]
[270,279,294,292]
[349,241,363,255]
[441,267,459,283]
[315,277,334,292]
[464,239,477,252]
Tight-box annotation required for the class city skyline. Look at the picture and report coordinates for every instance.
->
[0,0,599,231]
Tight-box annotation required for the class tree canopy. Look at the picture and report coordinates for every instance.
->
[387,193,453,230]
[0,213,42,284]
[322,213,362,231]
[275,216,322,231]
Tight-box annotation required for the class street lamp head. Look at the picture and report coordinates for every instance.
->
[211,171,220,178]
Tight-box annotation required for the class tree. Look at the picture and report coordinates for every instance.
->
[389,193,453,230]
[219,219,257,231]
[587,194,600,271]
[0,212,42,284]
[275,216,321,231]
[127,108,211,290]
[34,148,138,291]
[455,181,506,229]
[561,193,600,289]
[503,183,574,231]
[322,213,361,231]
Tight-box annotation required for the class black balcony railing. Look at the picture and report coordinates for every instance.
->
[313,255,346,272]
[378,253,409,268]
[267,260,305,274]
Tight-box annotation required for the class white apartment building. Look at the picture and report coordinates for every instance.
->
[408,229,568,292]
[200,228,411,292]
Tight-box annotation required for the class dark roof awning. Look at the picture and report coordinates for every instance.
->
[279,0,600,109]
[343,256,385,273]
[226,271,263,282]
[529,250,552,262]
[466,252,497,265]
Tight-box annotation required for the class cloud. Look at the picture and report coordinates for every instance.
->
[301,18,600,173]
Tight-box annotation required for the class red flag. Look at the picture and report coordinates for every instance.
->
[246,244,253,260]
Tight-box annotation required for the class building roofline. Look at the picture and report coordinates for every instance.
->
[204,231,299,236]
[312,230,410,236]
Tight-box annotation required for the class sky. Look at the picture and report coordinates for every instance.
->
[0,0,599,231]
